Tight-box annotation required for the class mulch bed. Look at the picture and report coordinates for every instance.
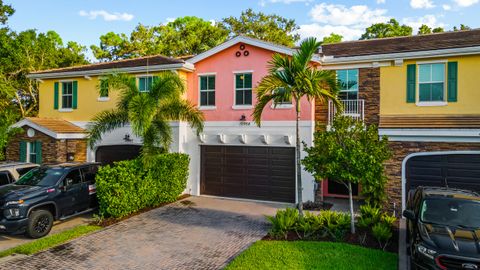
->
[92,194,190,227]
[262,222,399,253]
[302,201,333,211]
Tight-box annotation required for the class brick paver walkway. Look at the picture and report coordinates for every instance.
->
[0,196,286,270]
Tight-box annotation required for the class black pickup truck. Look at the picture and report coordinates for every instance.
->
[0,163,99,238]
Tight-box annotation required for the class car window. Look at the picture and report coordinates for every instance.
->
[16,166,38,177]
[420,198,480,229]
[0,171,11,186]
[81,165,98,183]
[15,167,64,186]
[65,169,82,186]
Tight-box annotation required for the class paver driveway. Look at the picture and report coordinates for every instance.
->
[0,196,287,270]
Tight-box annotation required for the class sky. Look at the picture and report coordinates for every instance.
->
[6,0,480,60]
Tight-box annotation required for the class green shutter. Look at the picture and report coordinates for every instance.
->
[54,82,59,109]
[19,141,27,162]
[72,81,78,109]
[447,62,458,102]
[406,64,416,103]
[35,141,42,164]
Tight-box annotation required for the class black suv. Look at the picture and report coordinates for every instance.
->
[0,163,99,238]
[403,186,480,270]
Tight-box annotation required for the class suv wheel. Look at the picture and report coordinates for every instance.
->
[26,209,53,238]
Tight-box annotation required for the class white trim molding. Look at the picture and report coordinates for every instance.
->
[379,128,480,142]
[401,151,480,212]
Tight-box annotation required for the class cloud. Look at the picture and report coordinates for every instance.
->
[410,0,435,9]
[79,10,134,21]
[402,14,445,30]
[376,0,386,3]
[442,4,452,10]
[166,17,176,23]
[453,0,479,6]
[259,0,312,7]
[297,24,364,41]
[309,3,388,26]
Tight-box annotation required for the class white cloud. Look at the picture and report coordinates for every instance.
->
[402,14,445,30]
[410,0,435,9]
[453,0,479,6]
[79,10,134,21]
[259,0,312,7]
[376,0,386,3]
[166,17,176,23]
[442,4,452,10]
[297,24,364,41]
[309,3,388,26]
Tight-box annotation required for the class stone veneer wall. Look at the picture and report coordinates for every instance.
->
[6,126,87,163]
[384,141,480,215]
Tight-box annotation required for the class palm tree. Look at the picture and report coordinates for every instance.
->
[88,72,204,164]
[253,37,340,215]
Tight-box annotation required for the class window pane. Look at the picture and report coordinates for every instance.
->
[139,78,146,91]
[244,73,252,88]
[244,90,252,105]
[419,65,431,83]
[347,69,358,90]
[431,63,445,82]
[431,83,444,101]
[100,80,109,97]
[236,90,244,105]
[147,77,153,90]
[65,169,82,185]
[200,76,207,90]
[346,91,358,100]
[235,74,244,88]
[337,70,347,90]
[419,84,431,101]
[208,76,215,90]
[0,172,10,185]
[208,91,215,106]
[200,92,208,106]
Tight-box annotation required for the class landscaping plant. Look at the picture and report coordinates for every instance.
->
[302,116,392,233]
[266,208,299,239]
[253,37,339,215]
[372,223,393,251]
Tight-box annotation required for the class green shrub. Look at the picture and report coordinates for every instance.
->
[319,211,350,241]
[380,213,397,228]
[266,208,299,239]
[372,223,393,250]
[95,153,189,218]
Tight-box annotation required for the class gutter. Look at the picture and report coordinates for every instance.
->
[27,62,195,80]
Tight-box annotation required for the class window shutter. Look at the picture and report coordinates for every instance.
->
[447,62,458,102]
[54,82,59,109]
[406,64,416,103]
[72,81,78,109]
[35,141,42,164]
[19,141,27,162]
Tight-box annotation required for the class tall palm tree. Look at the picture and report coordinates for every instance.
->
[88,72,204,164]
[253,37,340,215]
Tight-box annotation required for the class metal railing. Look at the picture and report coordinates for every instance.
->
[328,99,365,126]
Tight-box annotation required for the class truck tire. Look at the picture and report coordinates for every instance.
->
[26,209,53,239]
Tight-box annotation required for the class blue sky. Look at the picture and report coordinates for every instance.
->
[6,0,480,59]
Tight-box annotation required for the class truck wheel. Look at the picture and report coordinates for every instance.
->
[26,209,53,239]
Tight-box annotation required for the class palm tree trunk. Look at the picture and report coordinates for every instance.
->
[348,182,356,234]
[295,97,303,216]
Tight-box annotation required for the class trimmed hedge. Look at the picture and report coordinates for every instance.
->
[95,153,189,218]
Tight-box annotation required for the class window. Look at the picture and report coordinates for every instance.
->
[62,81,73,109]
[337,69,359,100]
[16,167,37,177]
[138,76,153,92]
[0,171,12,186]
[64,169,82,186]
[100,79,109,98]
[29,142,37,164]
[81,165,98,183]
[418,63,445,102]
[235,73,253,106]
[199,75,215,107]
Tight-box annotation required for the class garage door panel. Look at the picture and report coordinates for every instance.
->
[201,145,295,203]
[95,145,141,165]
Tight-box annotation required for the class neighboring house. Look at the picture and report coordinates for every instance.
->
[7,36,317,204]
[318,29,480,213]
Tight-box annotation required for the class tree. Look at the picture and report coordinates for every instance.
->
[322,33,343,44]
[453,24,471,31]
[0,0,14,25]
[222,9,300,47]
[302,116,392,234]
[87,72,204,164]
[418,24,432,35]
[432,27,444,33]
[253,37,339,215]
[360,19,412,40]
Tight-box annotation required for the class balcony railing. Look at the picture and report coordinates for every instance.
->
[328,99,365,127]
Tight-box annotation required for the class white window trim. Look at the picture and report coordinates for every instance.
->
[61,81,74,109]
[232,70,254,74]
[197,72,217,76]
[270,103,294,109]
[198,75,216,108]
[136,75,154,92]
[234,72,253,107]
[416,62,447,106]
[97,97,110,102]
[26,142,37,163]
[199,106,217,110]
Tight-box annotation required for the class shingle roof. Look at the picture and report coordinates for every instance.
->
[26,117,85,134]
[30,54,185,75]
[321,29,480,58]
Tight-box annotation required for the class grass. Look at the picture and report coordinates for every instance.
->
[226,241,398,270]
[0,225,101,258]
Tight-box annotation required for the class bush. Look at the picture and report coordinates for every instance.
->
[372,223,393,250]
[95,153,189,218]
[266,208,299,239]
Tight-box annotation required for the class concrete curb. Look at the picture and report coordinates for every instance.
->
[398,218,408,270]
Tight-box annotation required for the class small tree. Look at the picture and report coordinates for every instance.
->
[302,116,391,234]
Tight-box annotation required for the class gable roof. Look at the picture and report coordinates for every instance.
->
[321,29,480,59]
[187,36,299,64]
[13,118,86,139]
[28,55,194,79]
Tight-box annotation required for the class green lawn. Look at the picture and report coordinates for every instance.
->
[0,225,101,258]
[226,241,398,270]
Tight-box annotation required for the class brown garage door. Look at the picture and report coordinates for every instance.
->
[406,154,480,193]
[201,145,295,203]
[95,145,141,165]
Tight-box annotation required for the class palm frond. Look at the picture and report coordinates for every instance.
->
[149,71,185,101]
[159,99,205,135]
[294,37,321,69]
[87,109,129,148]
[127,94,157,137]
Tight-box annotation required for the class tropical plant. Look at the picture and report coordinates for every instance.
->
[253,37,339,215]
[266,208,299,239]
[319,210,350,241]
[87,72,204,164]
[372,223,393,250]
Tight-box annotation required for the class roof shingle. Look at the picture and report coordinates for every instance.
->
[26,118,85,134]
